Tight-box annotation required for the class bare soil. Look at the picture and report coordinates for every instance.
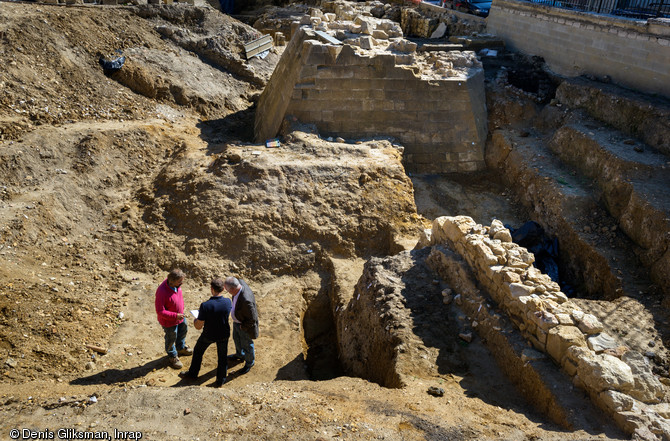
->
[0,2,640,440]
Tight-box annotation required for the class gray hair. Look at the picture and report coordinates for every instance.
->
[224,276,240,289]
[167,268,185,284]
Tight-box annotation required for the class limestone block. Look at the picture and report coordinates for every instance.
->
[473,241,499,267]
[325,13,337,22]
[311,17,323,27]
[432,216,475,245]
[622,351,665,404]
[526,333,546,352]
[546,325,587,364]
[556,313,574,325]
[506,295,531,318]
[578,313,604,335]
[572,309,585,322]
[493,229,513,242]
[647,402,670,418]
[564,344,591,366]
[482,237,505,256]
[502,271,521,283]
[530,310,560,331]
[551,291,569,303]
[526,267,553,285]
[360,21,374,36]
[509,282,535,298]
[564,357,578,376]
[415,229,432,249]
[372,30,389,40]
[506,249,532,269]
[359,36,374,50]
[587,333,618,353]
[577,353,635,393]
[598,390,635,412]
[309,8,324,18]
[490,219,510,240]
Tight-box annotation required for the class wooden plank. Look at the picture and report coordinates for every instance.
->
[314,30,342,45]
[245,35,273,59]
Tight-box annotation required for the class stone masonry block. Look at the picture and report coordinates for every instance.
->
[432,216,476,246]
[546,325,587,364]
[577,353,635,394]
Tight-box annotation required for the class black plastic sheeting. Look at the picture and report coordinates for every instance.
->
[506,221,574,296]
[99,51,125,73]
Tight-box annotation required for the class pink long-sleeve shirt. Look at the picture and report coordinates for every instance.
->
[155,279,184,327]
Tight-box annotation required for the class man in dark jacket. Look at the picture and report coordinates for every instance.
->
[179,278,232,387]
[224,276,259,374]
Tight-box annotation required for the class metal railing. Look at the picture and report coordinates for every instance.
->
[522,0,669,18]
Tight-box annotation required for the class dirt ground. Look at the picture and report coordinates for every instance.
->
[0,2,640,440]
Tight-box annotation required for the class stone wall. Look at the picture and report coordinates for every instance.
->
[255,23,488,173]
[420,215,670,439]
[404,2,486,38]
[487,0,670,98]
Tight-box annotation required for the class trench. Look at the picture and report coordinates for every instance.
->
[300,274,343,381]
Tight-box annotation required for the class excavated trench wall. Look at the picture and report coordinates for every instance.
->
[255,27,488,173]
[420,216,669,437]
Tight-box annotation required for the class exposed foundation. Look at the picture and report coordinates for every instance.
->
[255,23,488,173]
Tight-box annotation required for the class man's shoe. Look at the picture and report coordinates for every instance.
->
[177,347,193,356]
[178,371,197,380]
[227,354,243,361]
[239,363,253,375]
[214,378,227,387]
[168,356,183,369]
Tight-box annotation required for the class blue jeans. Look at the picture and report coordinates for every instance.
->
[233,322,254,367]
[163,321,187,358]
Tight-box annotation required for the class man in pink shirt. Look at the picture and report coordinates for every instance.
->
[155,268,192,369]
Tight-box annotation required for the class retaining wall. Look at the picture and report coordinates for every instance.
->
[487,0,670,98]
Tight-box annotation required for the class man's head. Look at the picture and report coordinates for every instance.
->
[167,268,185,288]
[223,276,241,294]
[211,278,225,295]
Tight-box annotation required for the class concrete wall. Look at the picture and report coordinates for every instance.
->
[487,0,670,98]
[255,27,488,173]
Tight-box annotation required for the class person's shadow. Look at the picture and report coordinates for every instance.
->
[70,358,172,386]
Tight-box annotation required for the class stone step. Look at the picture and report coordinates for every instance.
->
[555,77,670,157]
[488,129,656,302]
[548,117,670,297]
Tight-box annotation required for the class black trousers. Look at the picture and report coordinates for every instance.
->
[187,335,228,383]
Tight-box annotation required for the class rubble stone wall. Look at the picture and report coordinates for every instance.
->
[404,3,487,38]
[487,0,670,98]
[419,215,669,438]
[255,26,488,173]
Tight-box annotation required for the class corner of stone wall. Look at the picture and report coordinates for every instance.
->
[423,215,670,439]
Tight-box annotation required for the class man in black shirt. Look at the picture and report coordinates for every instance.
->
[179,278,232,387]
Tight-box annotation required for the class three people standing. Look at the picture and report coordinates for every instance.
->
[155,269,259,384]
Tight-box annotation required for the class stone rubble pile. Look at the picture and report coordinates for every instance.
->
[292,4,481,80]
[419,215,670,440]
